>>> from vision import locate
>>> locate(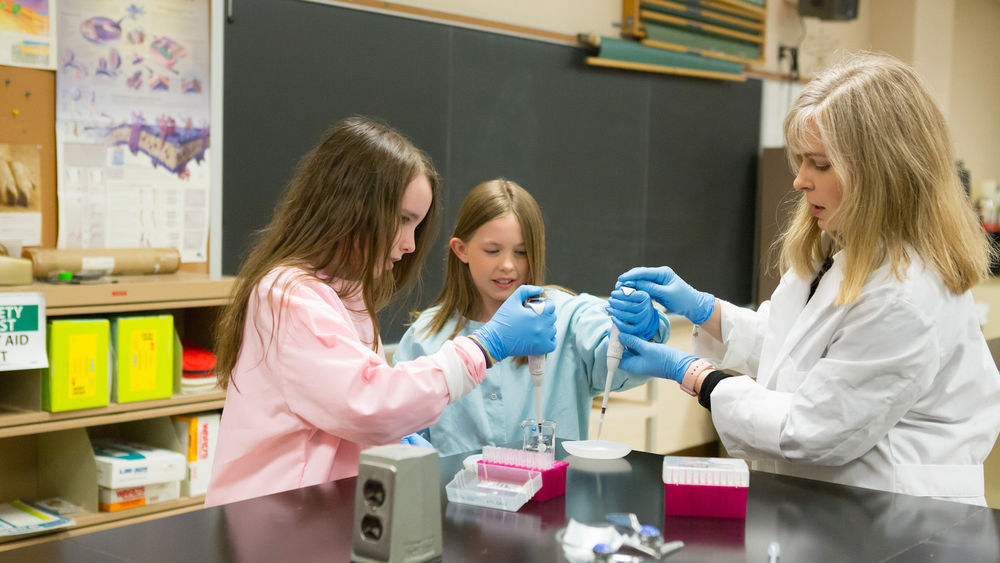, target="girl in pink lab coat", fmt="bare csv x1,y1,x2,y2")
205,117,556,506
